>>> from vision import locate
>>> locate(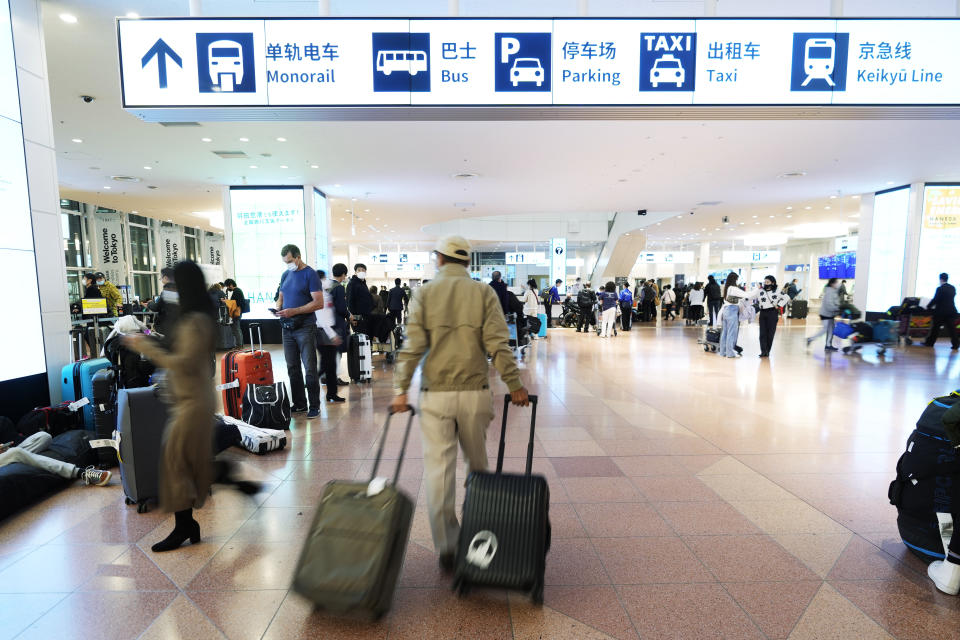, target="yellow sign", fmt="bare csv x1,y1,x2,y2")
923,186,960,230
80,298,108,315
